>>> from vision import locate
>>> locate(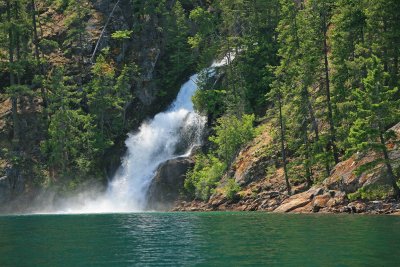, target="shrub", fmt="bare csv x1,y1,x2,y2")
347,184,392,201
185,154,226,201
223,178,241,201
210,114,255,164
